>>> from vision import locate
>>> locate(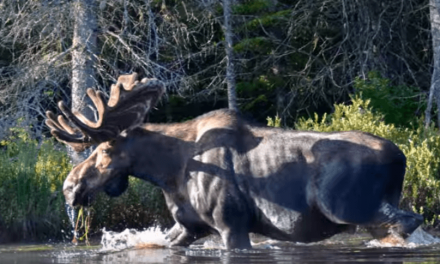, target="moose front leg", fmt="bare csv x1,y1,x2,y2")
167,223,198,247
166,223,183,243
170,228,199,247
166,223,194,246
166,223,211,247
